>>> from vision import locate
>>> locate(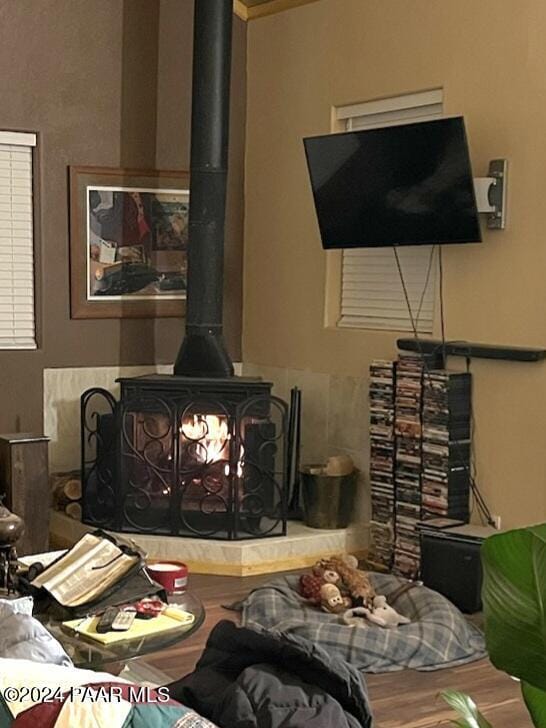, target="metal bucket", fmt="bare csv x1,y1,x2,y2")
300,466,358,529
